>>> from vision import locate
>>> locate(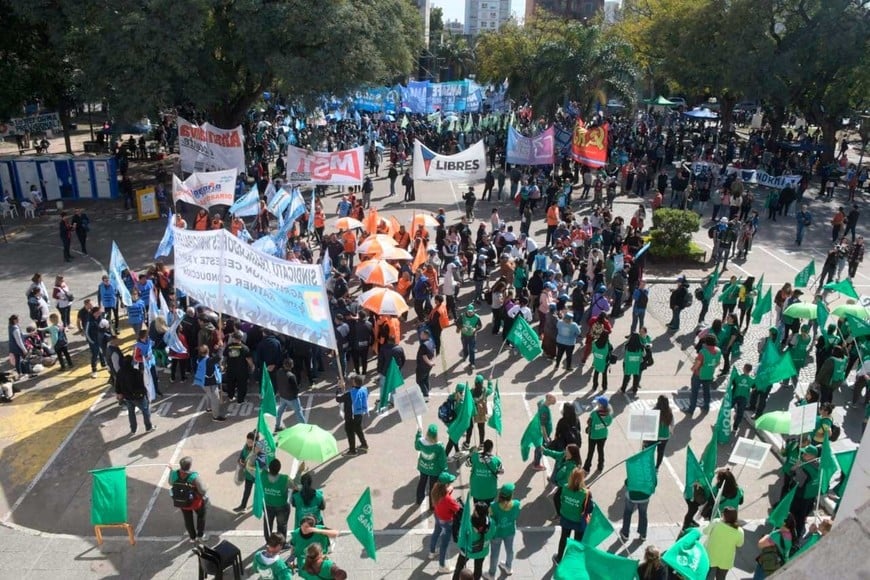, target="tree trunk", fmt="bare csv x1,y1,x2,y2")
58,107,73,154
819,118,838,164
